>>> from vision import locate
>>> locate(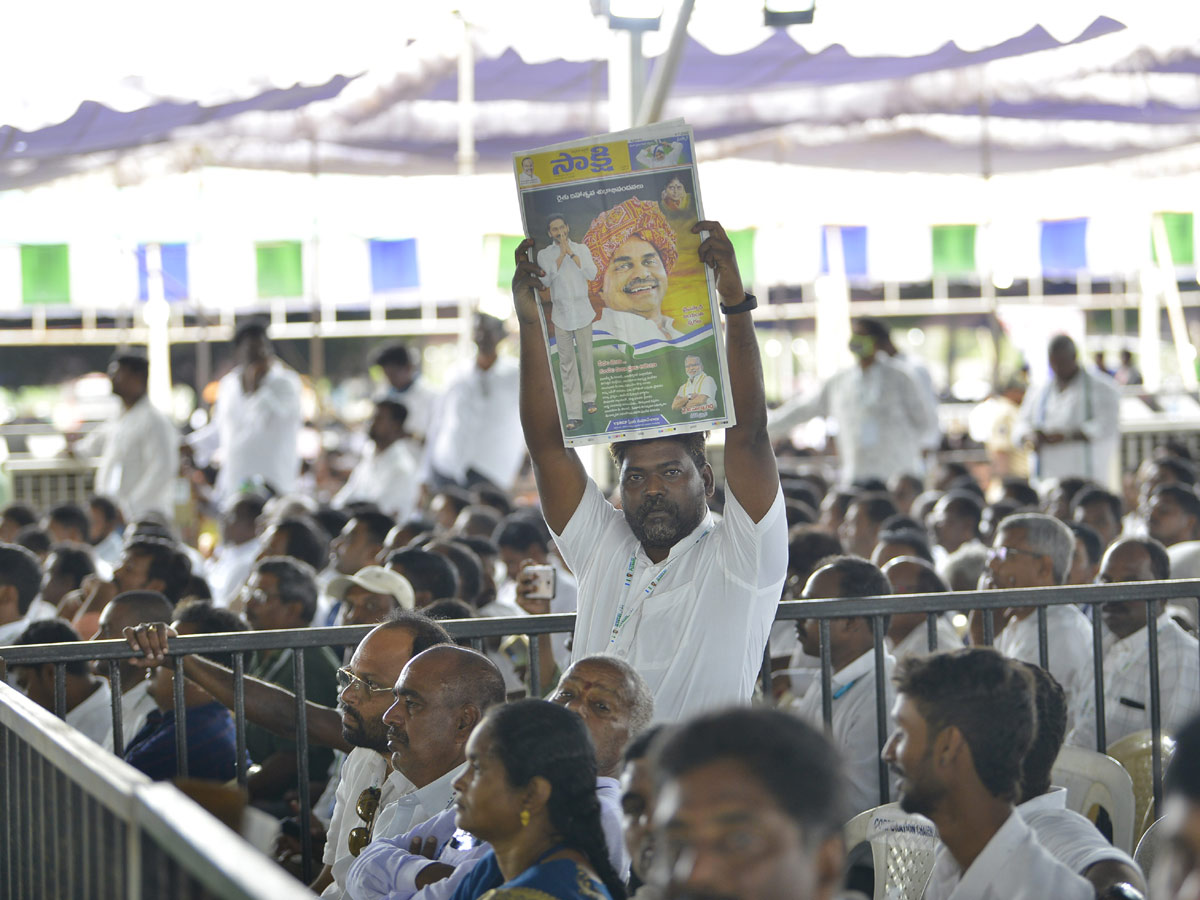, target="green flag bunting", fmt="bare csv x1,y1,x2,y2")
932,224,977,275
21,244,70,305
256,241,304,298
